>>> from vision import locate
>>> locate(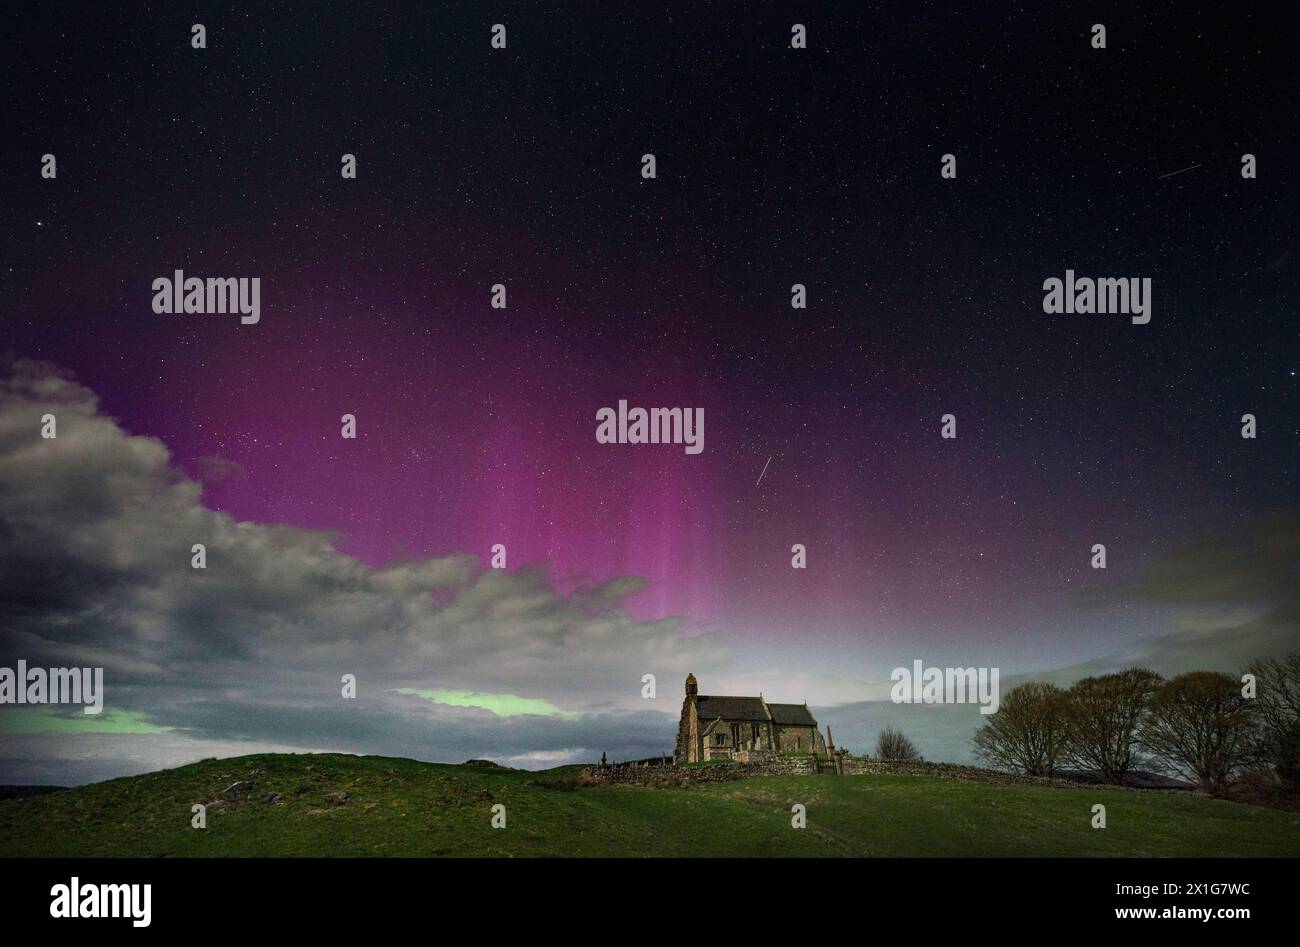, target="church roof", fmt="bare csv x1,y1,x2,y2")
767,703,818,726
694,695,819,727
694,695,769,721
